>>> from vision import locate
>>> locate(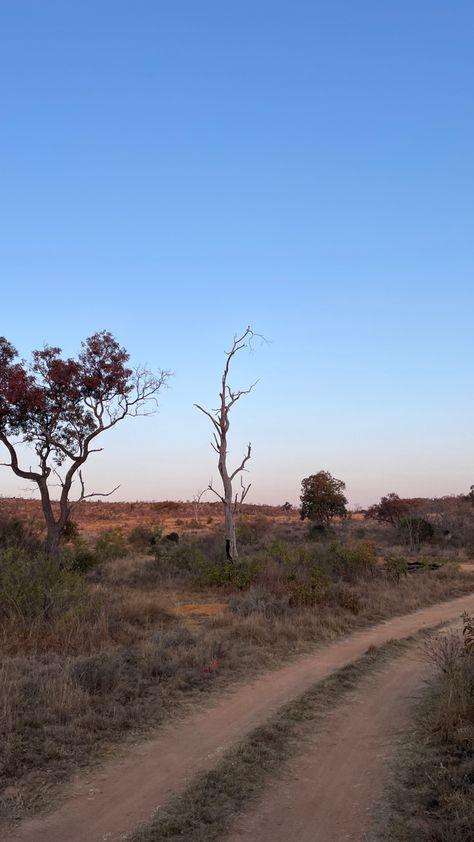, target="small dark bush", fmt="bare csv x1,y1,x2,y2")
164,532,180,543
128,525,163,550
67,543,98,574
307,522,329,539
0,514,41,553
61,519,79,542
70,652,122,695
